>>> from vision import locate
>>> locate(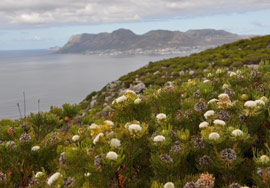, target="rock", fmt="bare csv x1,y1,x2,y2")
90,99,97,108
129,82,146,94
